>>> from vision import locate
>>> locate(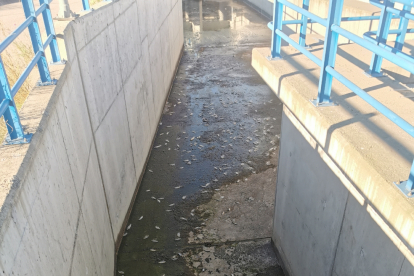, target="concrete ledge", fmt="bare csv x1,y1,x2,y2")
252,38,414,275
